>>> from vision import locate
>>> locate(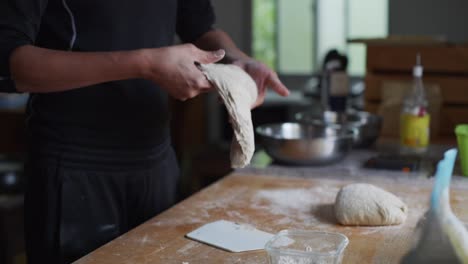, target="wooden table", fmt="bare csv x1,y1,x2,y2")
75,169,468,264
